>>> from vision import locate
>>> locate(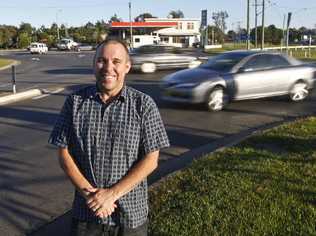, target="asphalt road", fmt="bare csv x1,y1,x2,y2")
1,50,316,235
